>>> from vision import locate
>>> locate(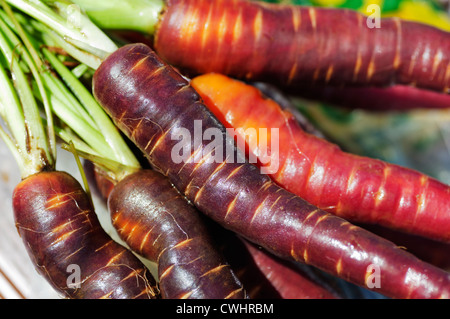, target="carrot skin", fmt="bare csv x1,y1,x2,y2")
154,0,450,93
93,43,450,299
108,169,248,299
191,73,450,243
218,231,342,299
12,170,158,299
